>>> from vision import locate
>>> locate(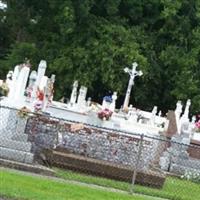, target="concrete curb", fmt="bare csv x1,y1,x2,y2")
0,158,54,176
